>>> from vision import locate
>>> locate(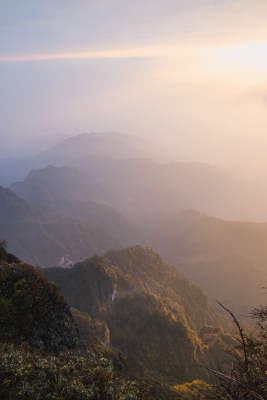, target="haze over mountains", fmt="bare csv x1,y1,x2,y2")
0,186,124,267
0,133,247,220
1,131,267,317
11,157,242,223
2,0,267,397
148,209,267,317
2,131,266,222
